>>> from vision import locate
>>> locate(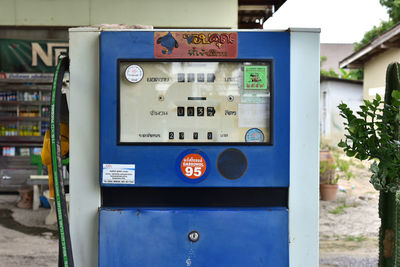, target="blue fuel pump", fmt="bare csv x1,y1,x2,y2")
99,31,289,266
68,28,320,267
